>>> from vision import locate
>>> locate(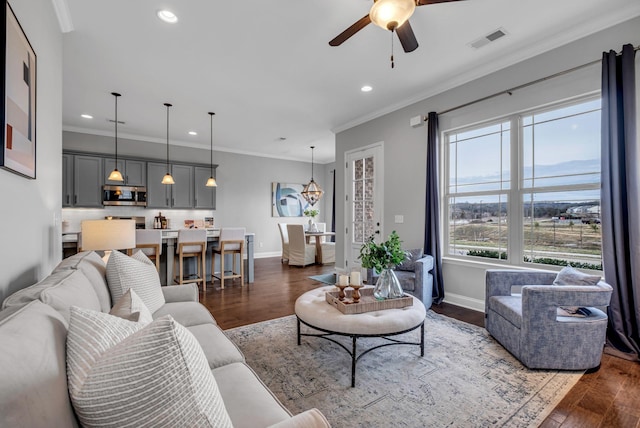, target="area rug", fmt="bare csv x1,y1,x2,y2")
308,273,336,285
225,312,583,428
